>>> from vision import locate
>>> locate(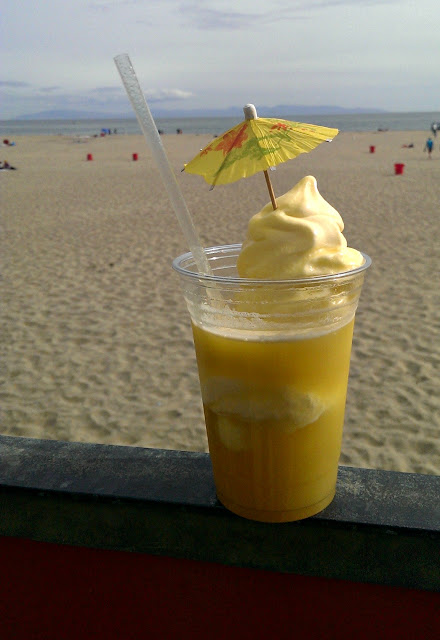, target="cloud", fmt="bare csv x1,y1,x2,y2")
181,6,267,30
90,86,123,94
88,0,142,10
145,88,194,102
302,0,398,7
180,3,291,30
180,0,400,30
89,85,193,102
0,80,194,119
0,80,31,88
39,86,62,93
